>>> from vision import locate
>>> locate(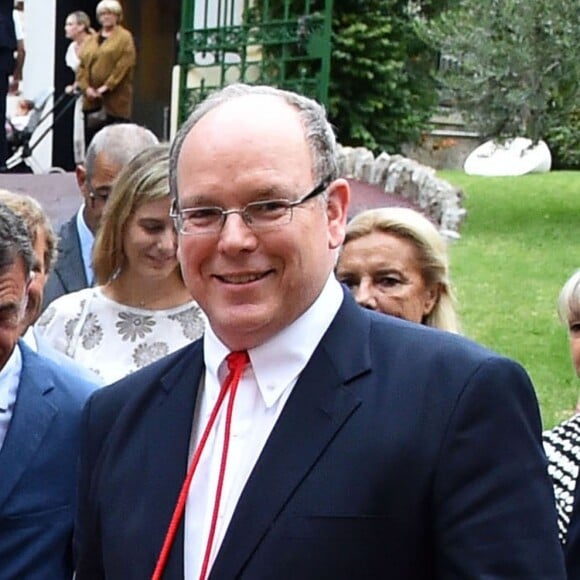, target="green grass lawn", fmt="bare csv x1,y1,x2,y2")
438,170,580,429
